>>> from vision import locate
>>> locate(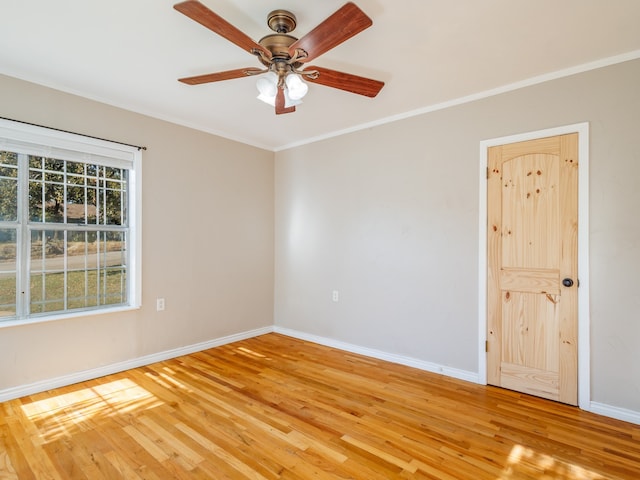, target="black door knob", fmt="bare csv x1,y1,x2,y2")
562,278,574,287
